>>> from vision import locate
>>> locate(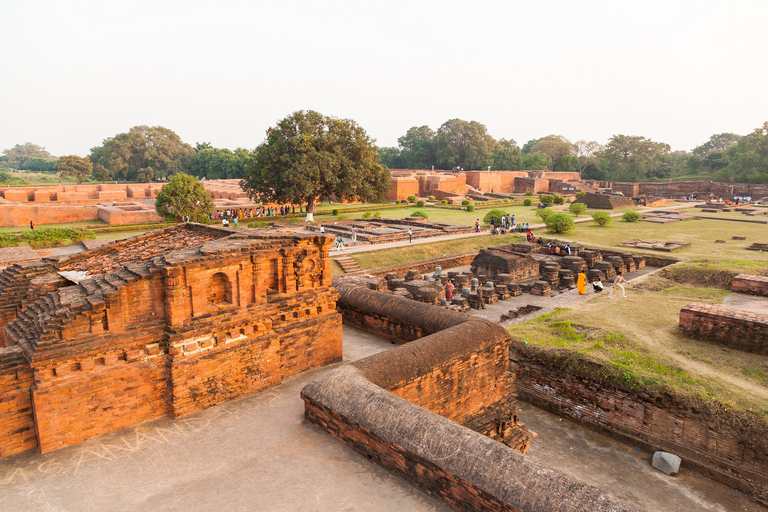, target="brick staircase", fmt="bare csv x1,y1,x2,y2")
333,256,361,273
